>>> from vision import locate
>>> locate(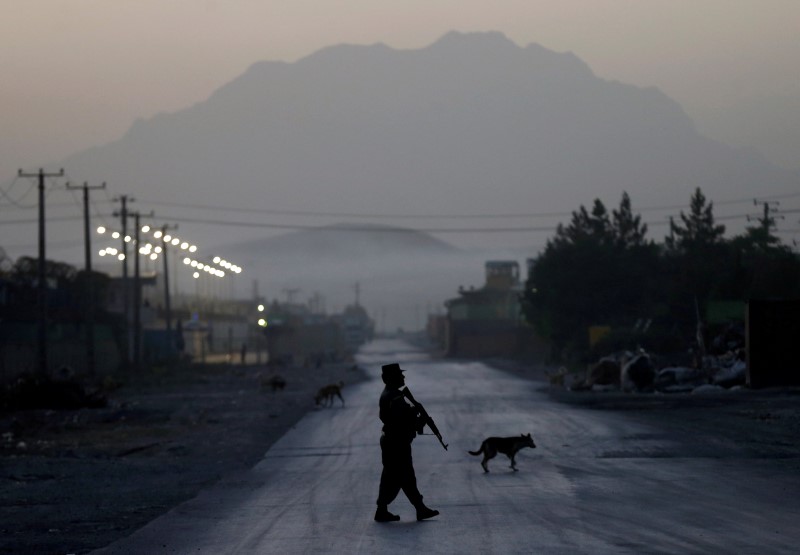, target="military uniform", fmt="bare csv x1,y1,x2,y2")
374,363,439,522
